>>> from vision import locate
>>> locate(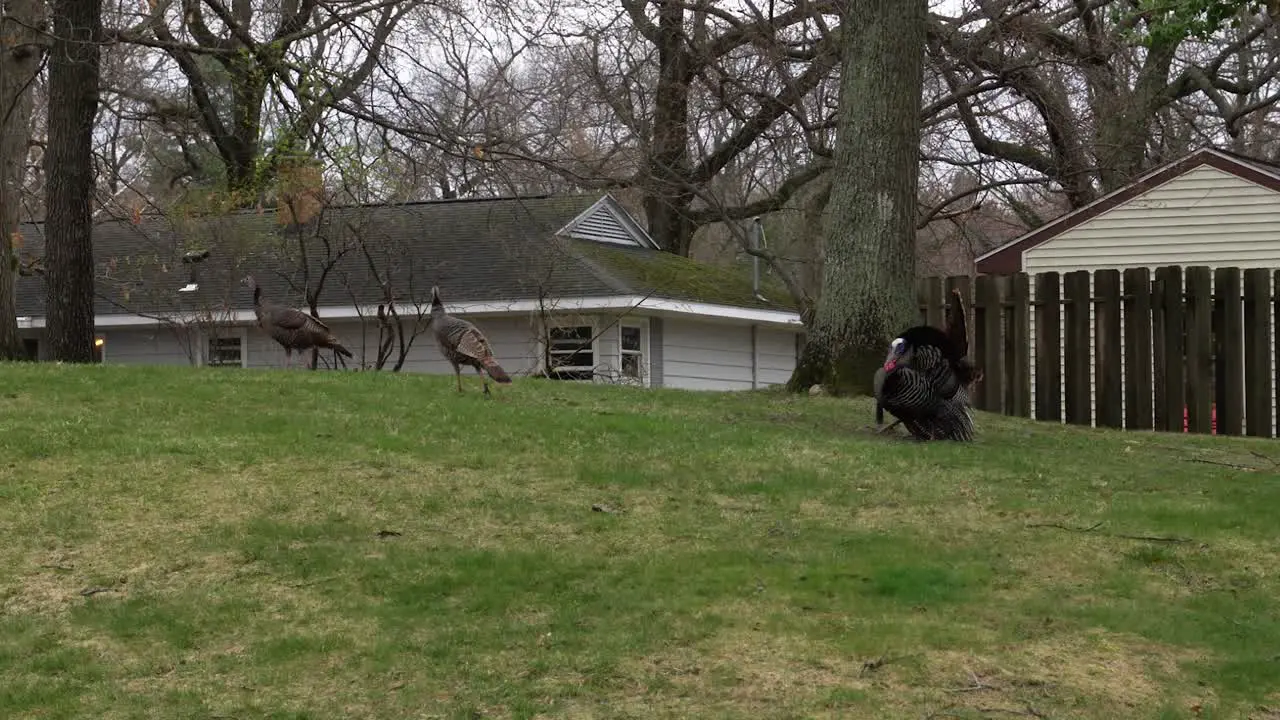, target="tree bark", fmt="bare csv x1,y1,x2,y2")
0,0,45,360
643,0,695,256
787,0,926,395
44,0,101,363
